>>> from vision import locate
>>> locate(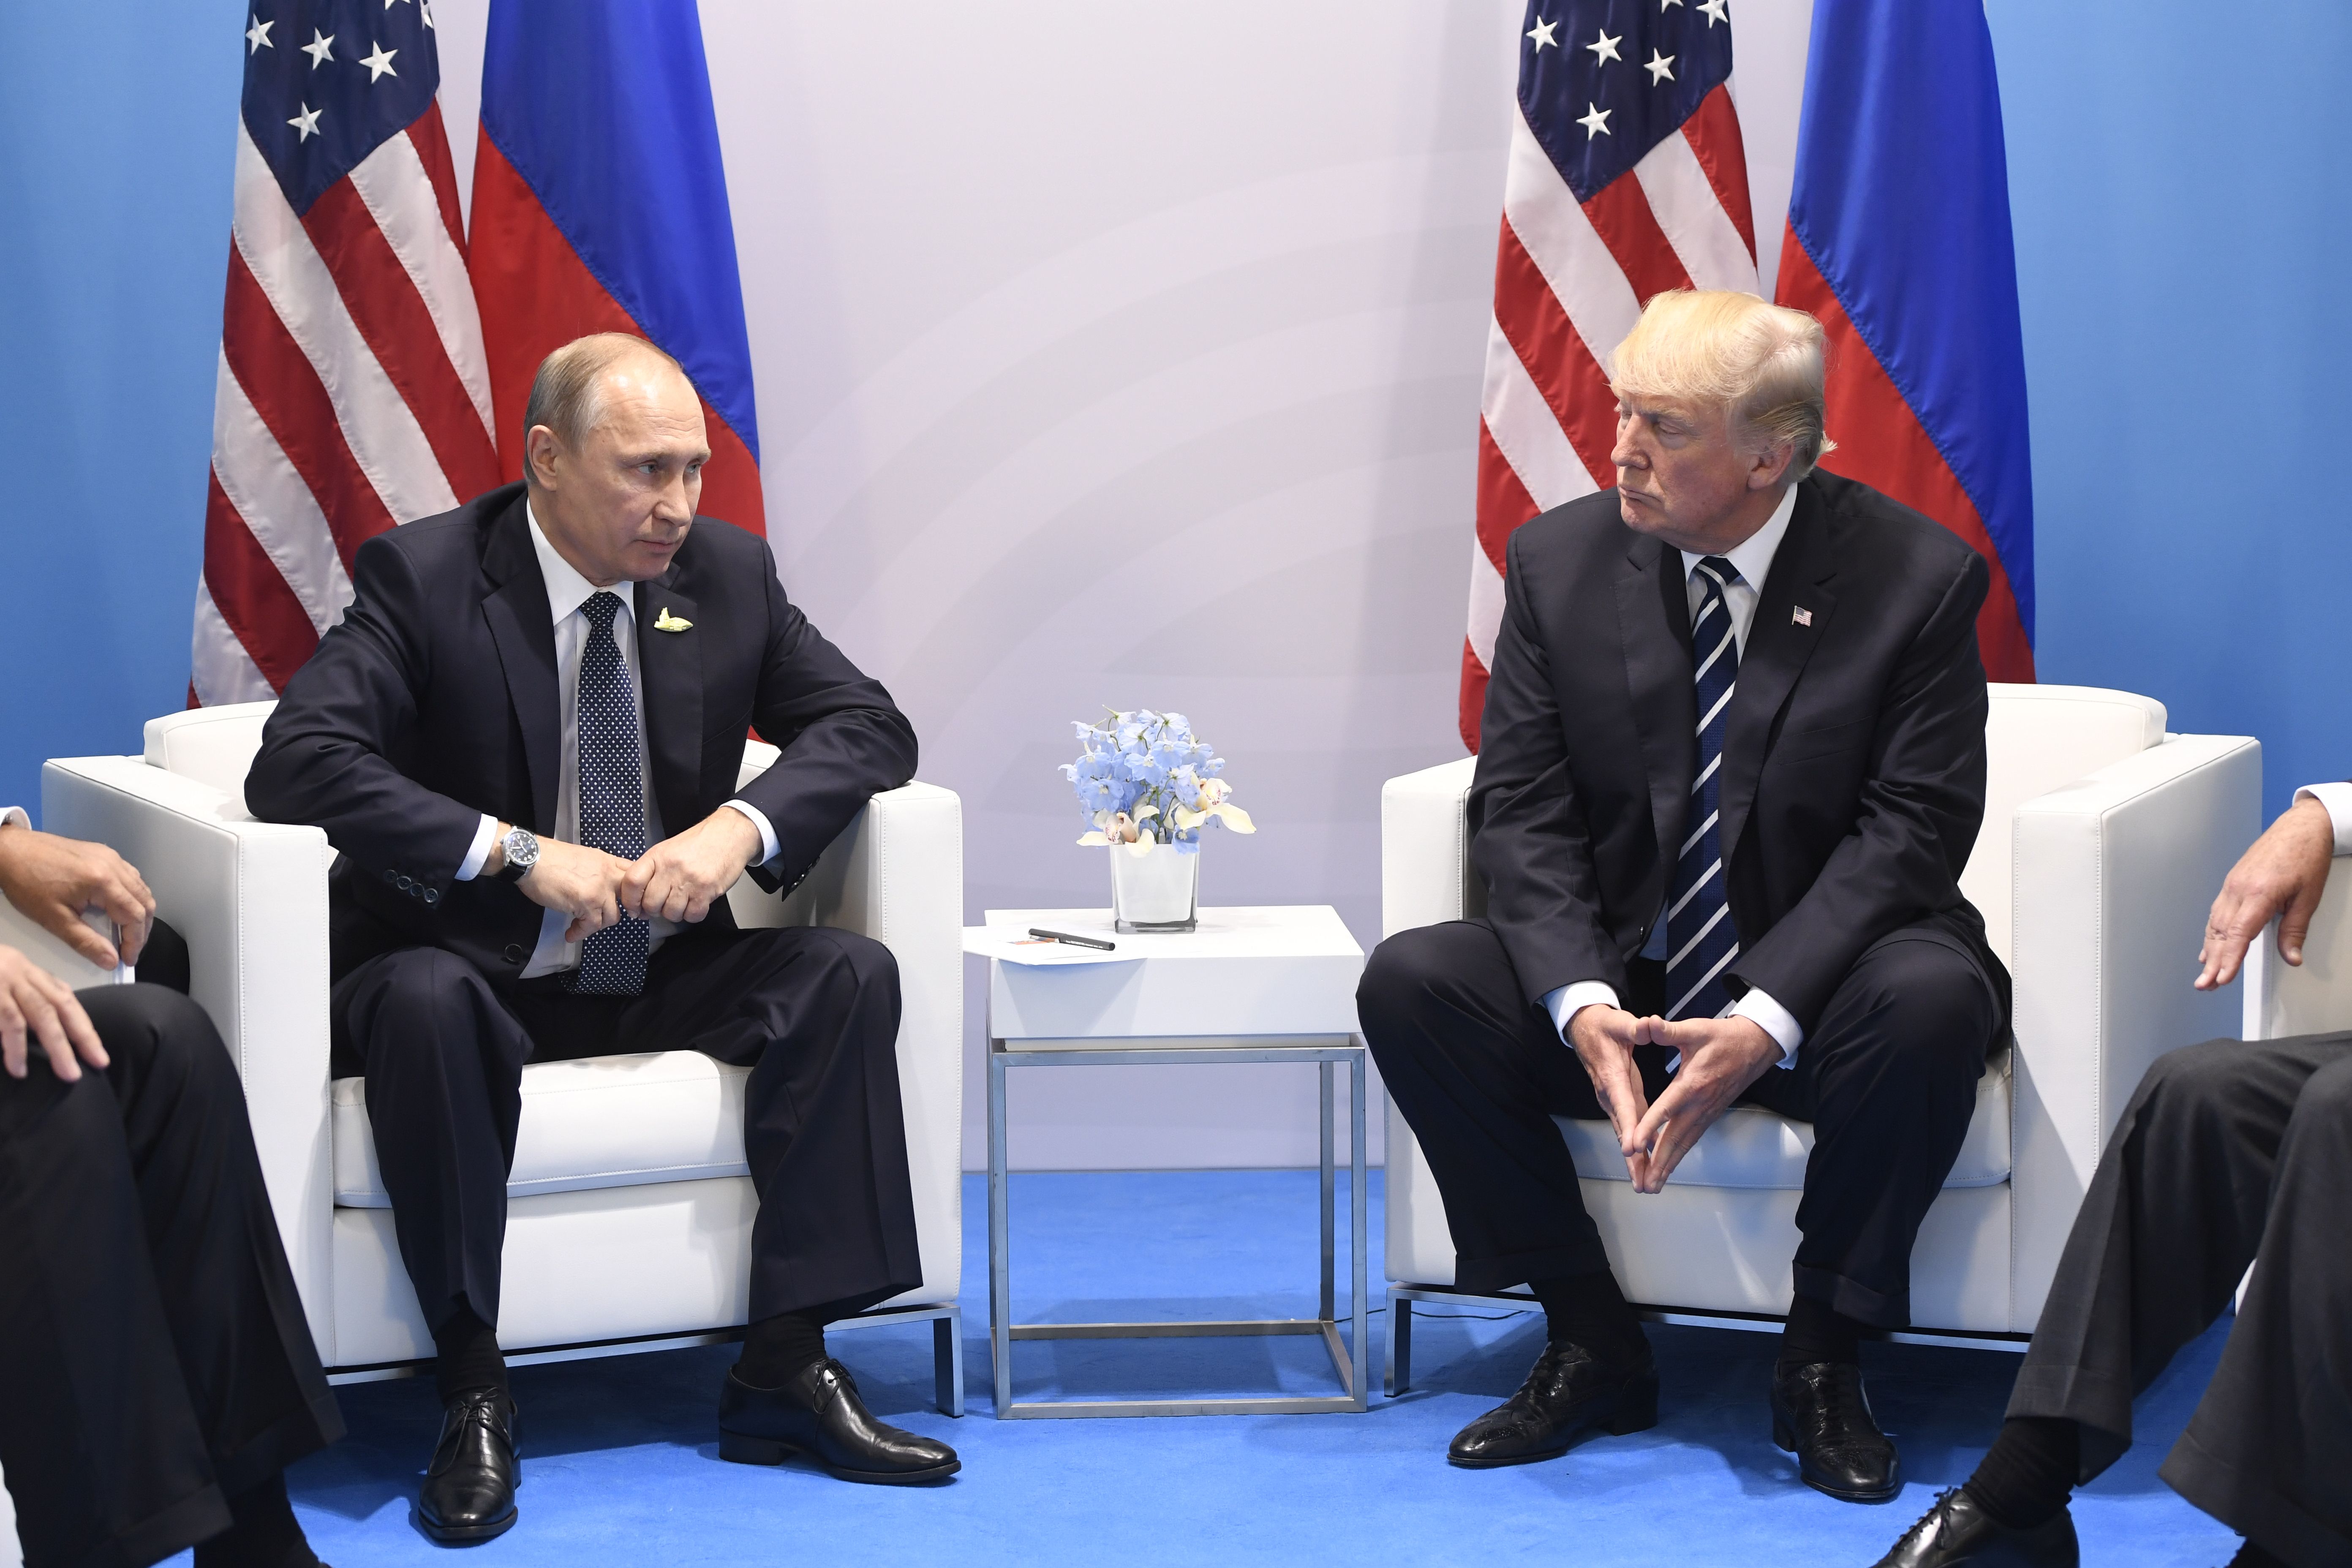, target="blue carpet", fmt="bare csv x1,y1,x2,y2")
233,1172,2239,1566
